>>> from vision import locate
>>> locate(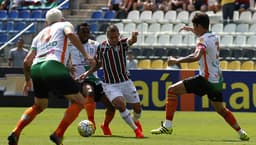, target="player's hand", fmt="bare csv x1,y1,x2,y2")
76,71,89,81
179,26,193,32
23,80,32,96
167,56,178,66
132,32,139,37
